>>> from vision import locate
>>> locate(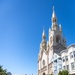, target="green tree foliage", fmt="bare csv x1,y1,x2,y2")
0,65,7,75
58,70,69,75
58,71,62,75
47,74,53,75
50,74,53,75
